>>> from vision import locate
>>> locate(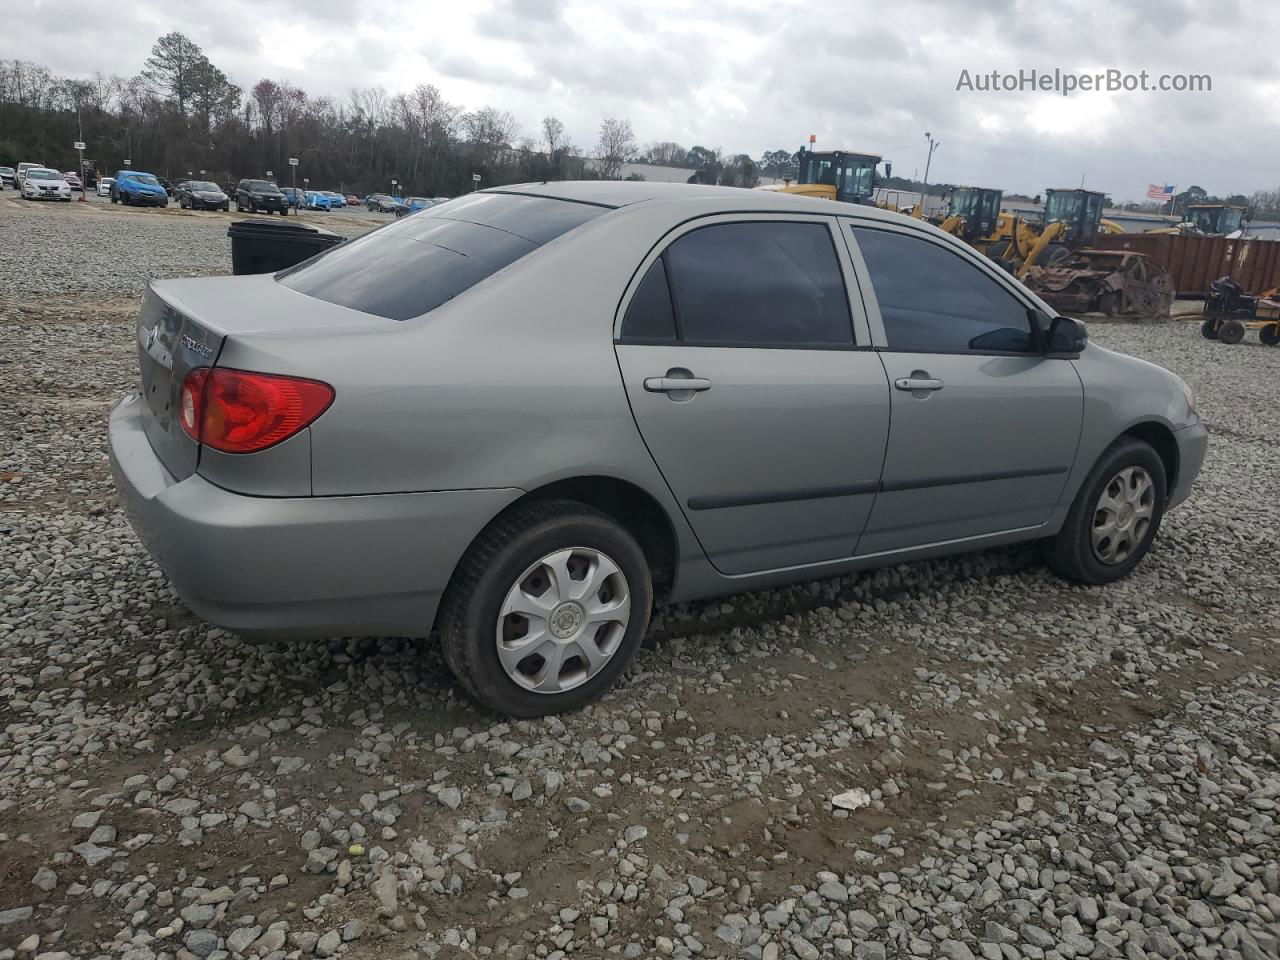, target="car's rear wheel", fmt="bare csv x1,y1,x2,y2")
1042,437,1167,584
439,500,653,717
